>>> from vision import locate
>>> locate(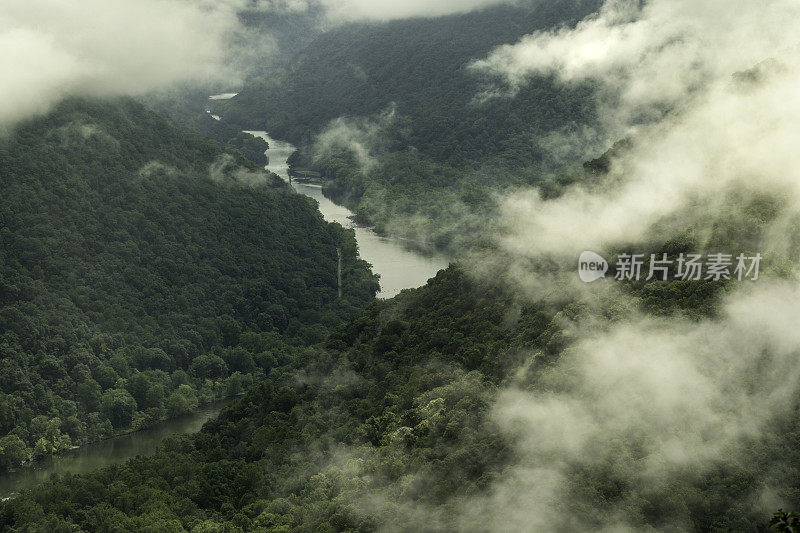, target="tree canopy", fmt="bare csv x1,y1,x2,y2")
0,97,378,468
